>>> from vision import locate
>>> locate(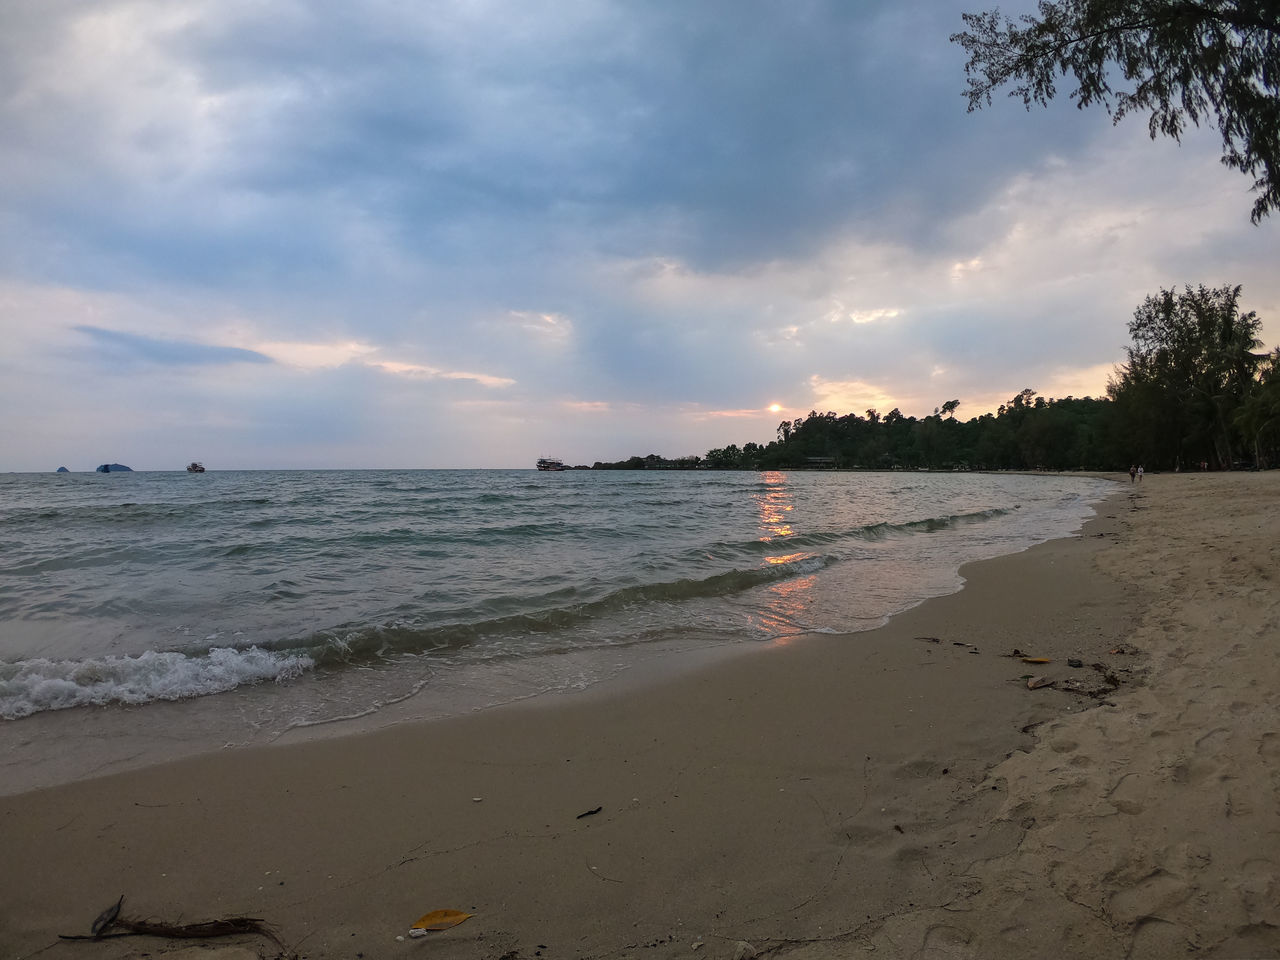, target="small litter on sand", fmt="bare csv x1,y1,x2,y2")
410,909,473,935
